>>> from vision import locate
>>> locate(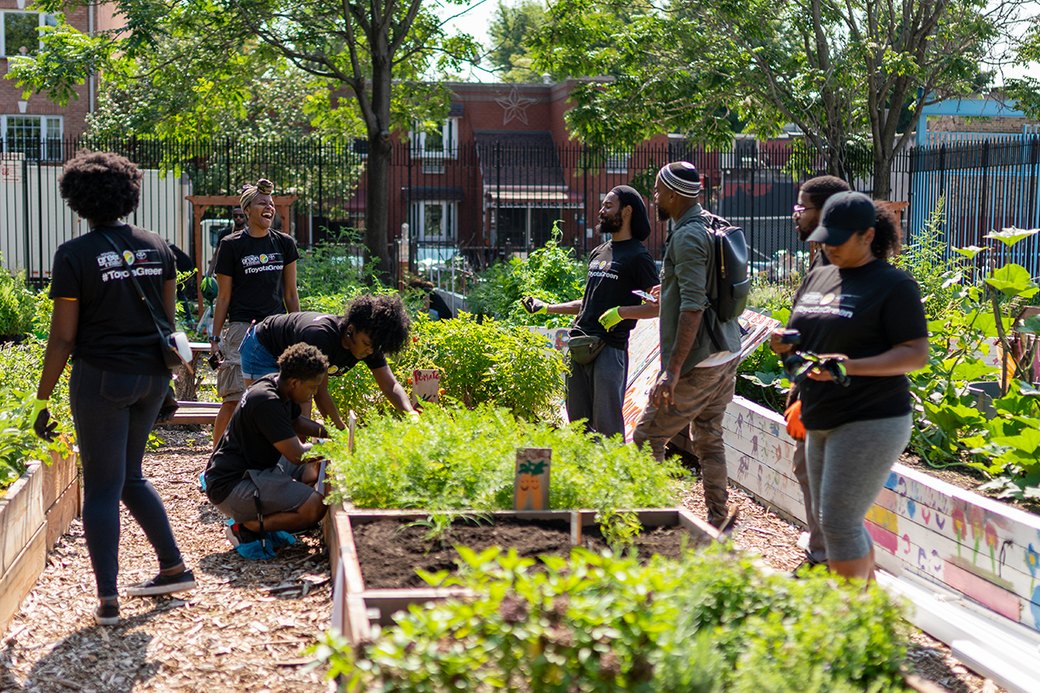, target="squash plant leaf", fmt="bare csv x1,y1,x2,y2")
985,263,1039,299
983,227,1040,248
953,245,988,260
